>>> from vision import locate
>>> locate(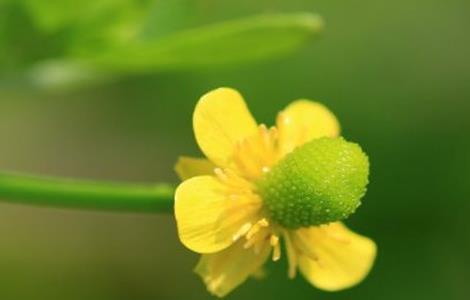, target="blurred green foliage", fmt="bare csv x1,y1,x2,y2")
0,0,469,300
1,0,322,89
